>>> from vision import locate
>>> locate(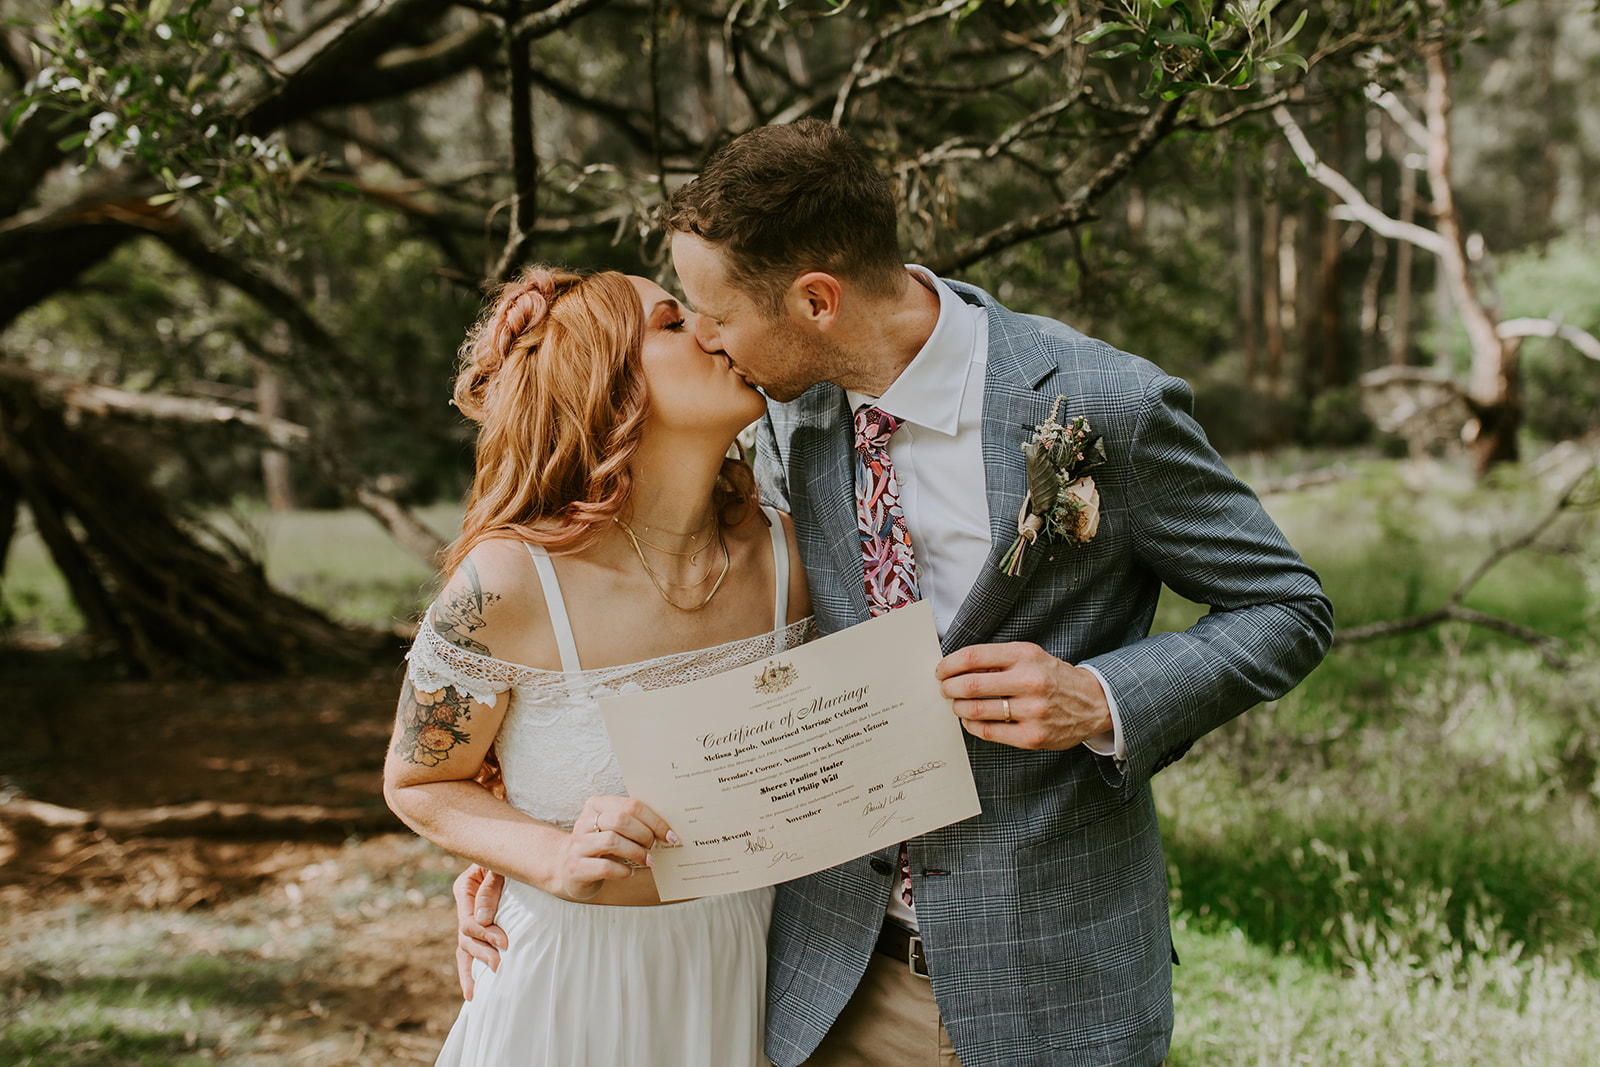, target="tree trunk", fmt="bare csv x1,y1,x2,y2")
0,373,390,676
256,334,293,513
0,465,18,581
1390,157,1418,366
1234,155,1260,388
1318,114,1348,388
1360,108,1389,369
1262,140,1286,395
1424,41,1517,472
1262,197,1285,394
1319,203,1344,388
